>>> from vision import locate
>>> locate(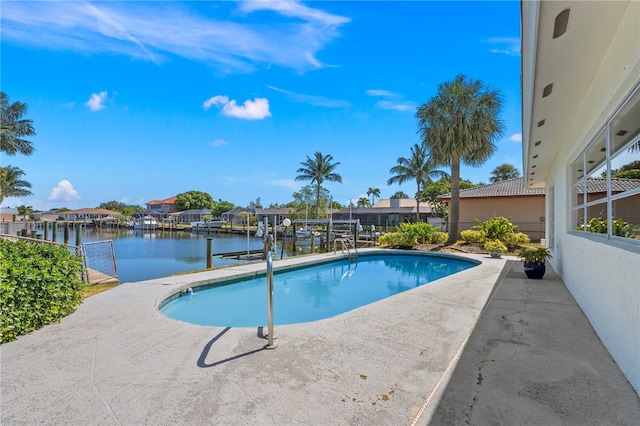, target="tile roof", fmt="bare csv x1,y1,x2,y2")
581,178,640,193
147,197,177,205
64,208,121,215
438,178,545,200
